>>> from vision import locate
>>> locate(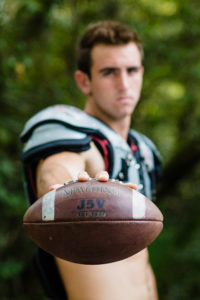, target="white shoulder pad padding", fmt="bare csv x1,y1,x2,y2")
23,123,88,153
21,105,98,142
130,130,162,172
